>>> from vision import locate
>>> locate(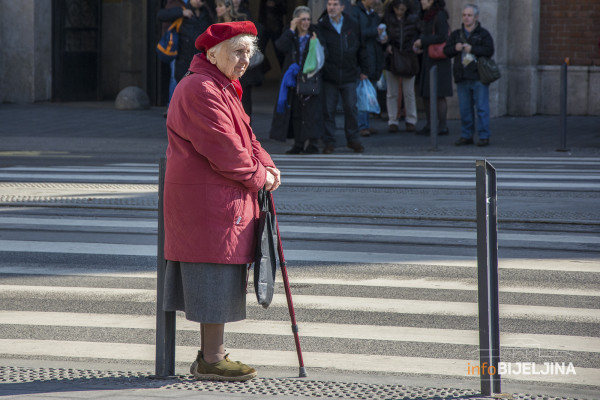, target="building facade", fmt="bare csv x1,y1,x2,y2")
1,0,599,116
